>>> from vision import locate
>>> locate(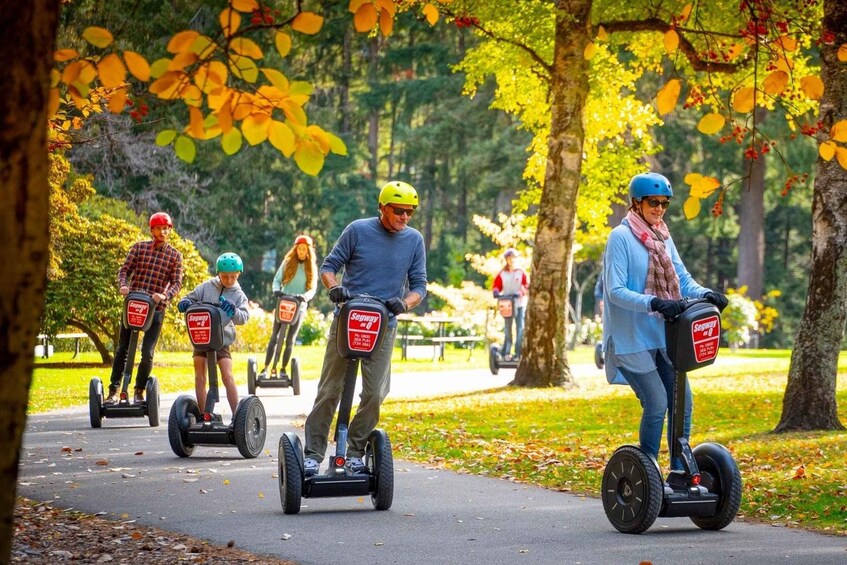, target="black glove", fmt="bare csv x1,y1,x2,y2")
273,290,283,299
651,297,686,318
219,296,236,317
328,285,351,304
704,291,729,312
386,297,408,316
492,290,501,298
177,298,192,313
